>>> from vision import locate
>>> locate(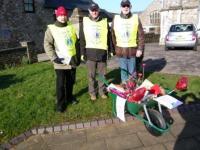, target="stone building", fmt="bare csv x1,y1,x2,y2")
0,0,113,51
139,0,162,34
139,0,200,44
160,0,200,44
